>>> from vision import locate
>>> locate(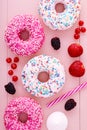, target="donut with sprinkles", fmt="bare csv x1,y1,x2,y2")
4,97,43,130
22,55,65,98
5,15,45,56
38,0,81,30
